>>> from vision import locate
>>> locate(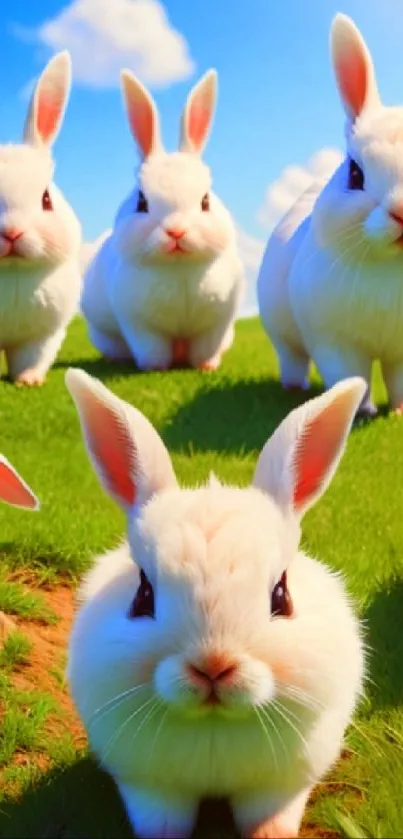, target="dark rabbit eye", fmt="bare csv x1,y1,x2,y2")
201,193,210,211
136,190,149,213
129,569,155,619
348,159,364,191
271,571,293,618
42,189,53,211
